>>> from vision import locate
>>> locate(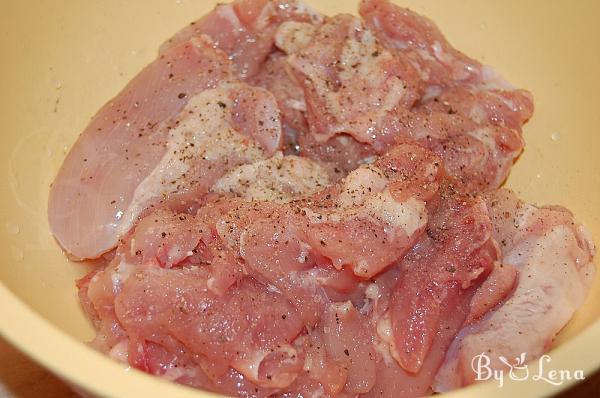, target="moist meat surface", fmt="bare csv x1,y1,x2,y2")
50,0,594,397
